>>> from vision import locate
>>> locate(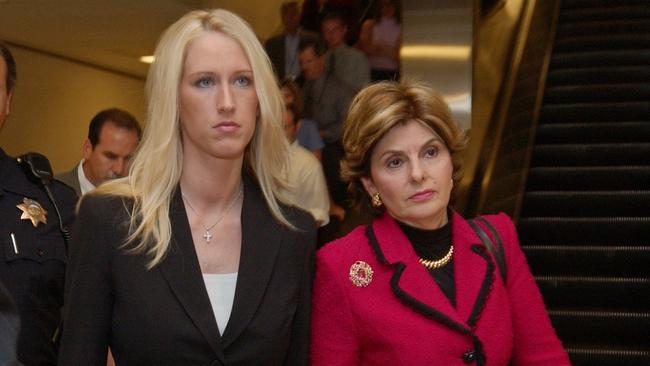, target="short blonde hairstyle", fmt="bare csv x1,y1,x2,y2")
341,80,466,215
97,9,290,268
